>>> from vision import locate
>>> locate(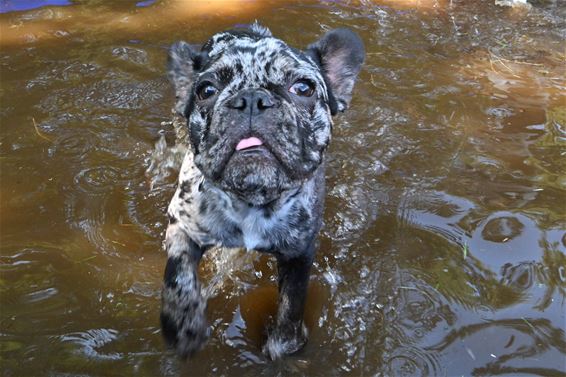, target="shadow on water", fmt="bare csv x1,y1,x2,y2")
1,0,565,376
